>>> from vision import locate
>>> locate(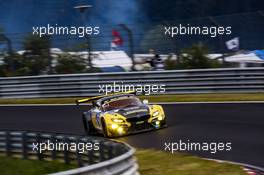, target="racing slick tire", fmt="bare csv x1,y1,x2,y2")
82,112,96,135
101,118,110,138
